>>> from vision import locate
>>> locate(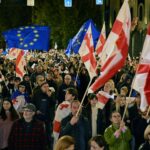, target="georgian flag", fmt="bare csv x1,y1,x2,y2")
79,23,97,79
96,91,114,109
95,22,106,58
7,48,21,60
132,25,150,111
16,49,26,78
53,101,71,141
89,0,131,92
